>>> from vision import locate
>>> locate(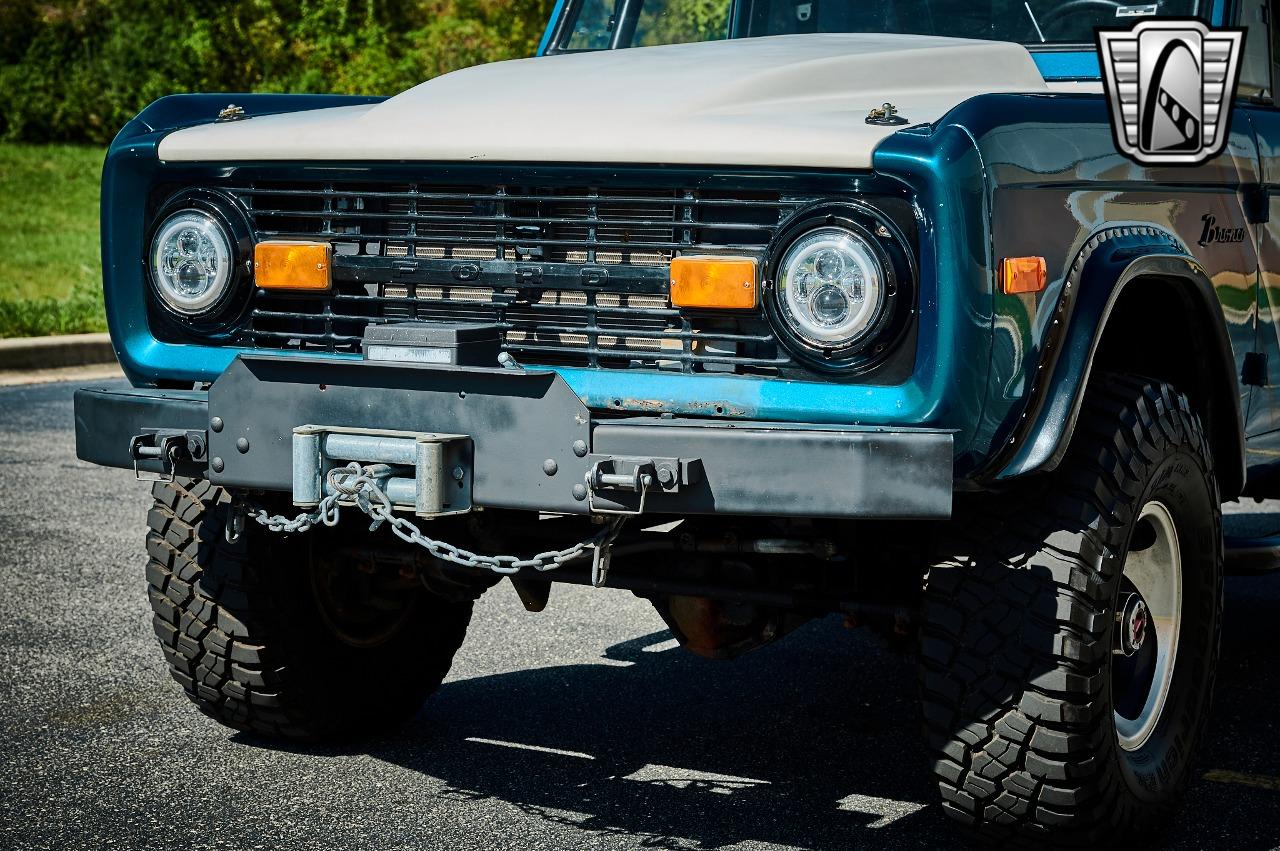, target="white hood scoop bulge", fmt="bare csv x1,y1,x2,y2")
158,33,1047,169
